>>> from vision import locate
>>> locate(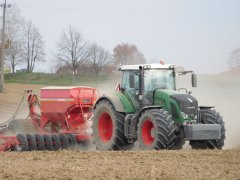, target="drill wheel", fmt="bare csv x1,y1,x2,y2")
51,134,61,151
15,134,28,151
59,134,69,149
67,134,77,145
26,134,37,151
34,134,45,151
43,134,53,151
